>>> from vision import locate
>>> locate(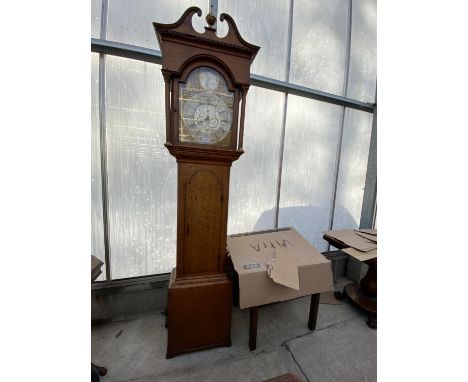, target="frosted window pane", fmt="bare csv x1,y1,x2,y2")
279,96,341,251
332,109,373,230
105,56,176,279
107,0,207,50
289,0,348,95
347,0,376,102
91,0,101,38
217,0,290,81
91,53,106,280
228,87,285,234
